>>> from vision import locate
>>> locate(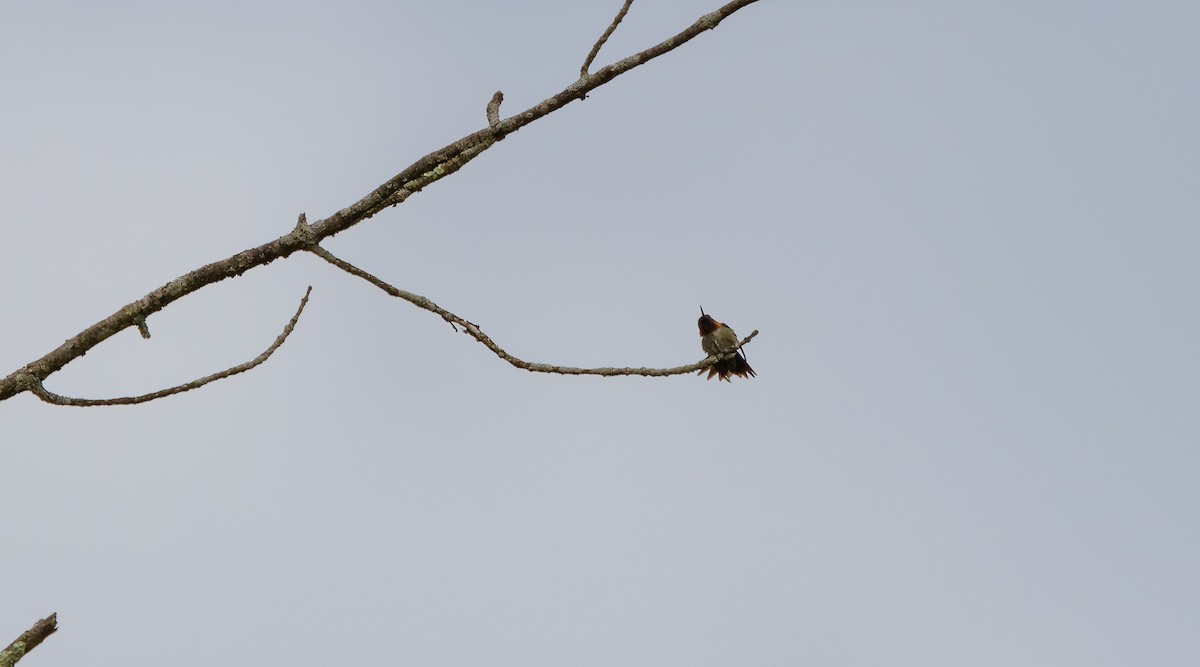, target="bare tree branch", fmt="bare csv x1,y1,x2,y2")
29,287,312,407
1,614,57,667
309,246,758,377
0,0,762,403
582,0,636,78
